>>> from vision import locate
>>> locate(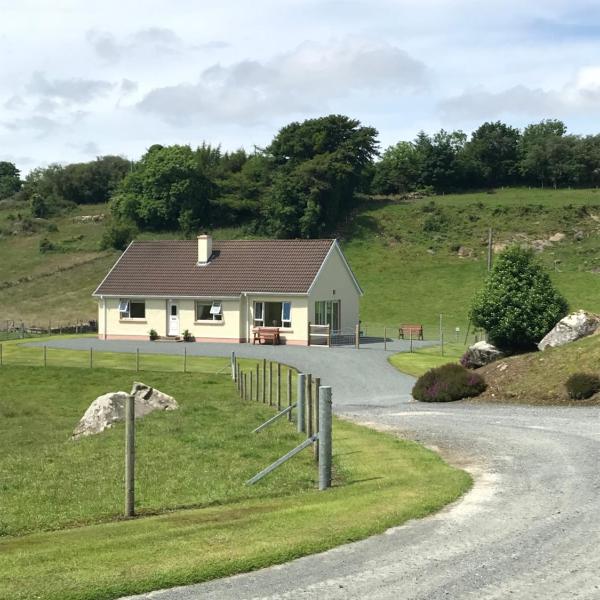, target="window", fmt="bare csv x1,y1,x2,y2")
119,299,145,319
253,301,292,328
195,300,222,321
314,300,340,331
282,302,292,328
